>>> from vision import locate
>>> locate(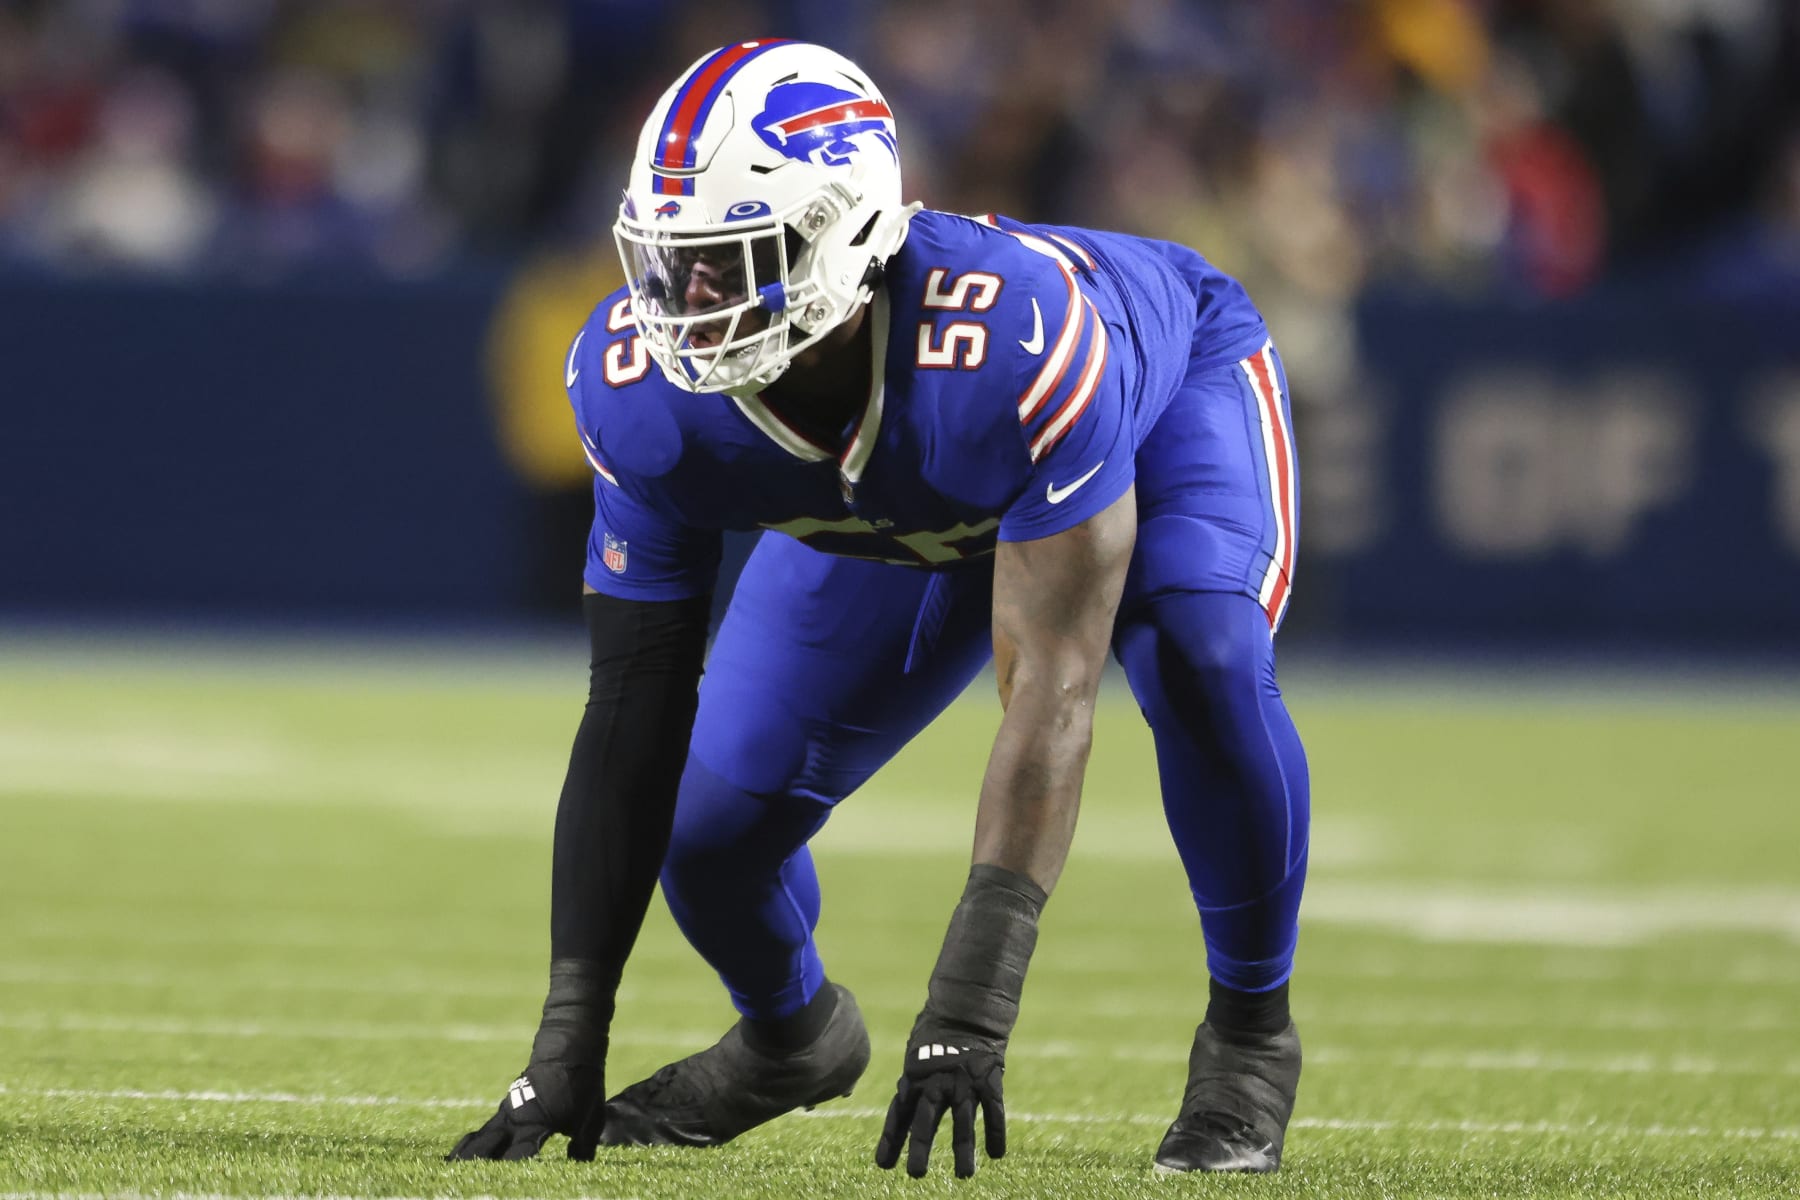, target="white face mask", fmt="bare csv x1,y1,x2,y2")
614,211,808,394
